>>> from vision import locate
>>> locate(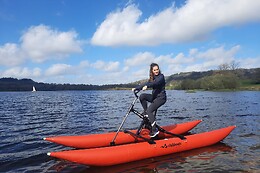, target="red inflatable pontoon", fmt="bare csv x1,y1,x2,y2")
44,119,202,148
48,126,236,166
